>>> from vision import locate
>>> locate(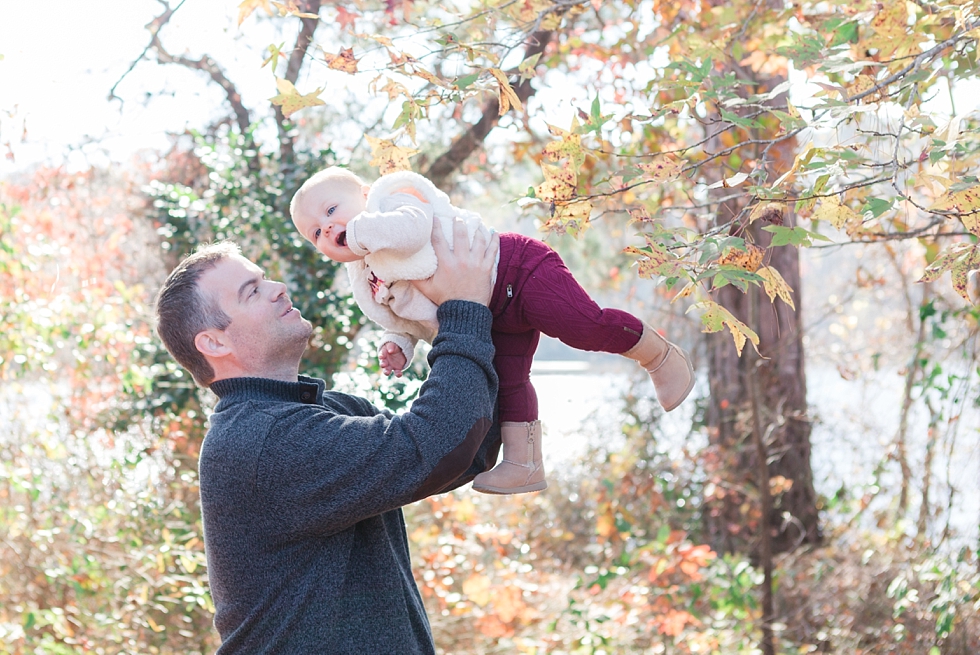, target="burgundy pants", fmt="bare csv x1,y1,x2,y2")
489,232,644,423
